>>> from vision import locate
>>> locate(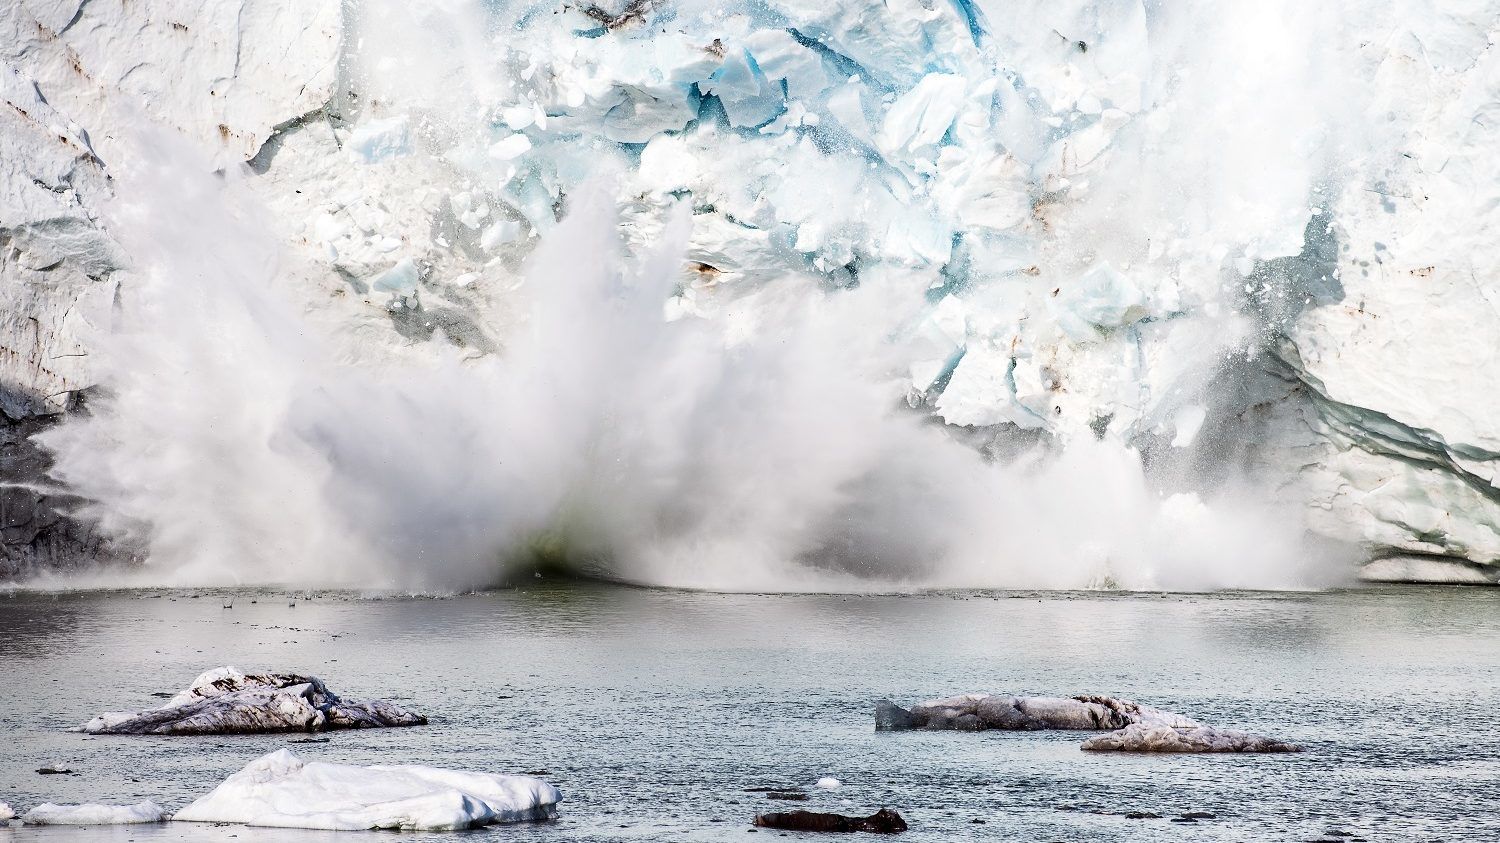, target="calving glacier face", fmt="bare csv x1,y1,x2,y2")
338,0,1345,445
4,0,1498,586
